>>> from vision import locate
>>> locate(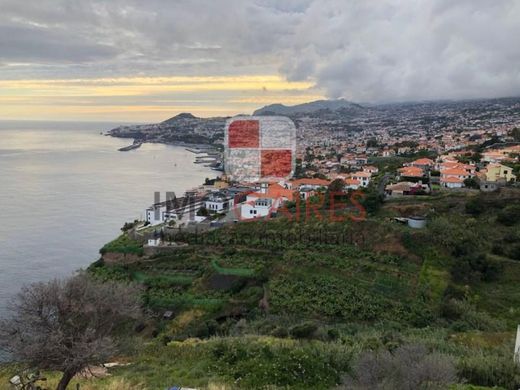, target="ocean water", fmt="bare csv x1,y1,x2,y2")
0,121,215,317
